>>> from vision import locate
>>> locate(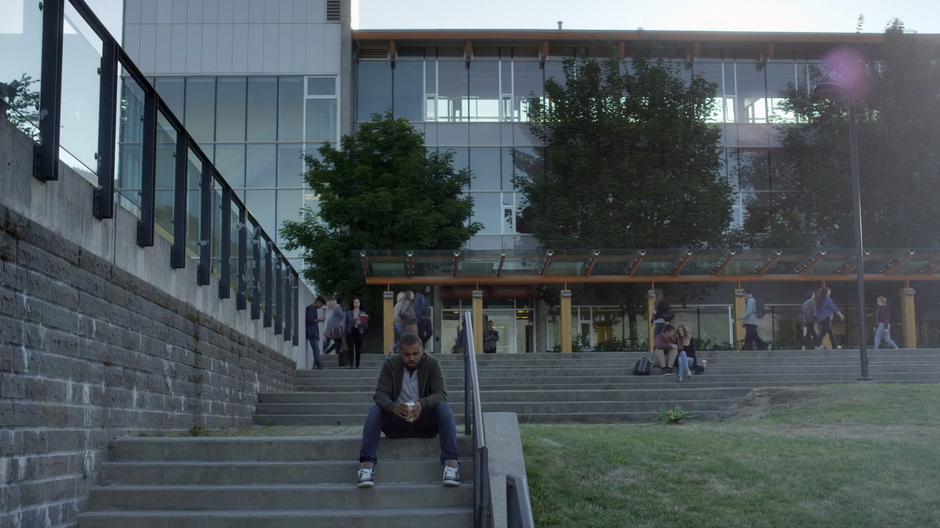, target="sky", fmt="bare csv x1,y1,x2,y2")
354,0,940,33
